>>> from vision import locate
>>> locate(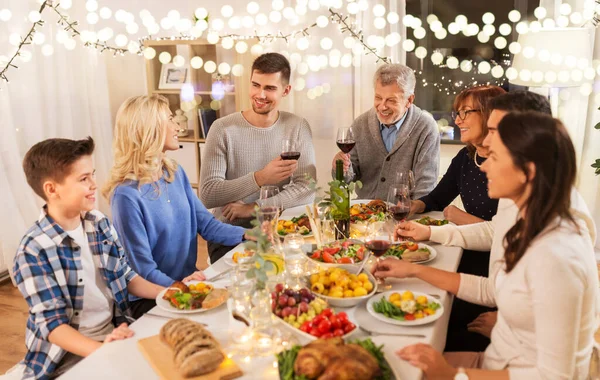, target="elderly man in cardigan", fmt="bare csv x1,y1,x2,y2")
332,64,439,200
